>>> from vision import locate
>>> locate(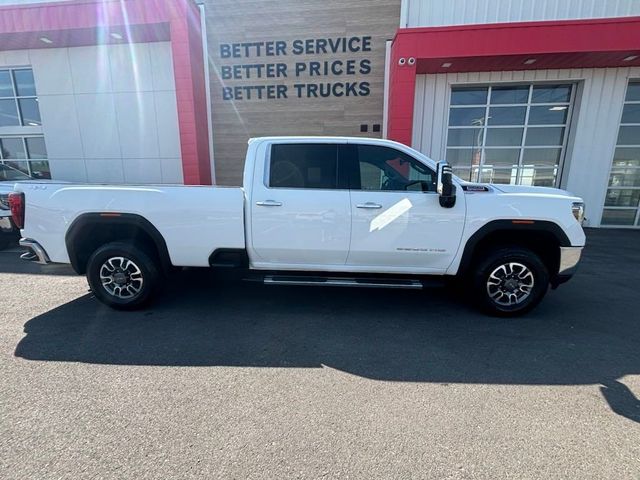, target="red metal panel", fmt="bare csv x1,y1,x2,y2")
387,16,640,146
